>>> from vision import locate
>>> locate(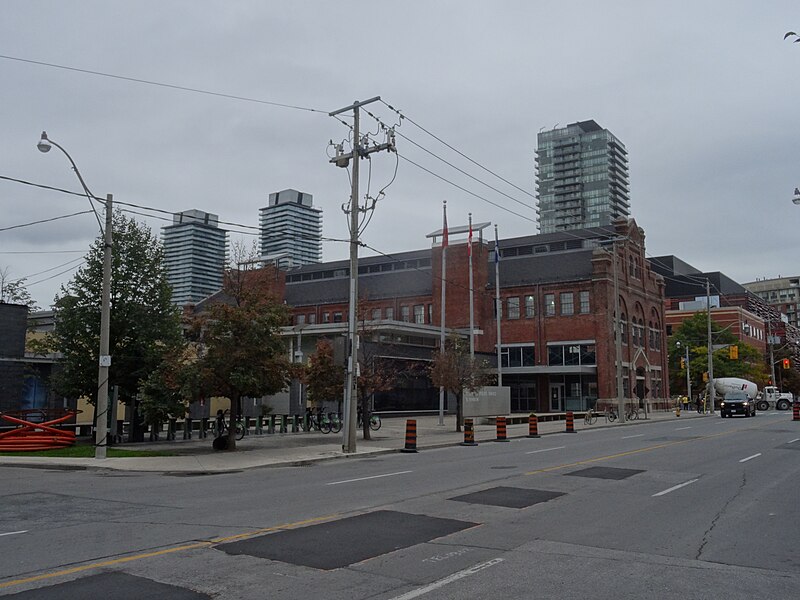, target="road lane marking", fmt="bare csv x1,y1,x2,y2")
739,453,761,463
0,530,27,537
621,434,644,439
327,470,412,486
789,438,800,444
0,514,338,590
389,558,504,599
652,479,699,497
675,426,692,430
525,446,565,455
